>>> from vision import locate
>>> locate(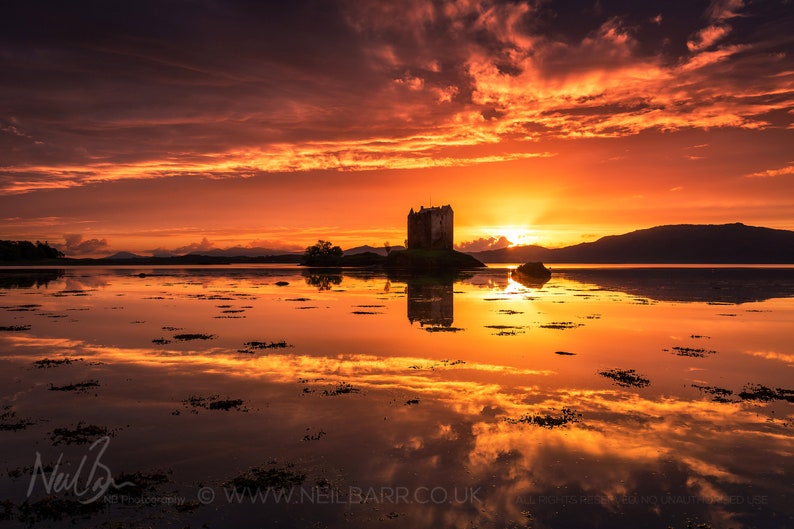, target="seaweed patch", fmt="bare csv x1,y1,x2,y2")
182,395,249,412
48,380,100,392
598,368,650,388
50,422,116,445
505,407,582,428
173,333,216,341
